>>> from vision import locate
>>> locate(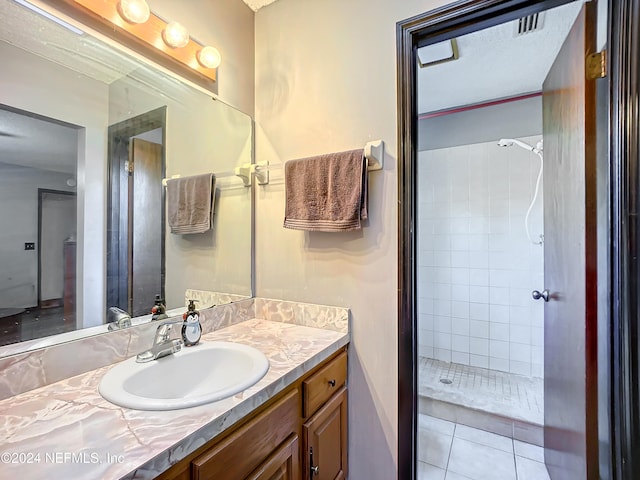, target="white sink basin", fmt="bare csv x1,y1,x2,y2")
98,342,270,410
